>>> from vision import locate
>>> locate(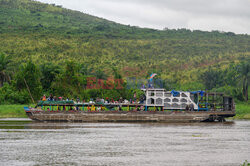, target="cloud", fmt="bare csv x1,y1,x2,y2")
37,0,250,34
